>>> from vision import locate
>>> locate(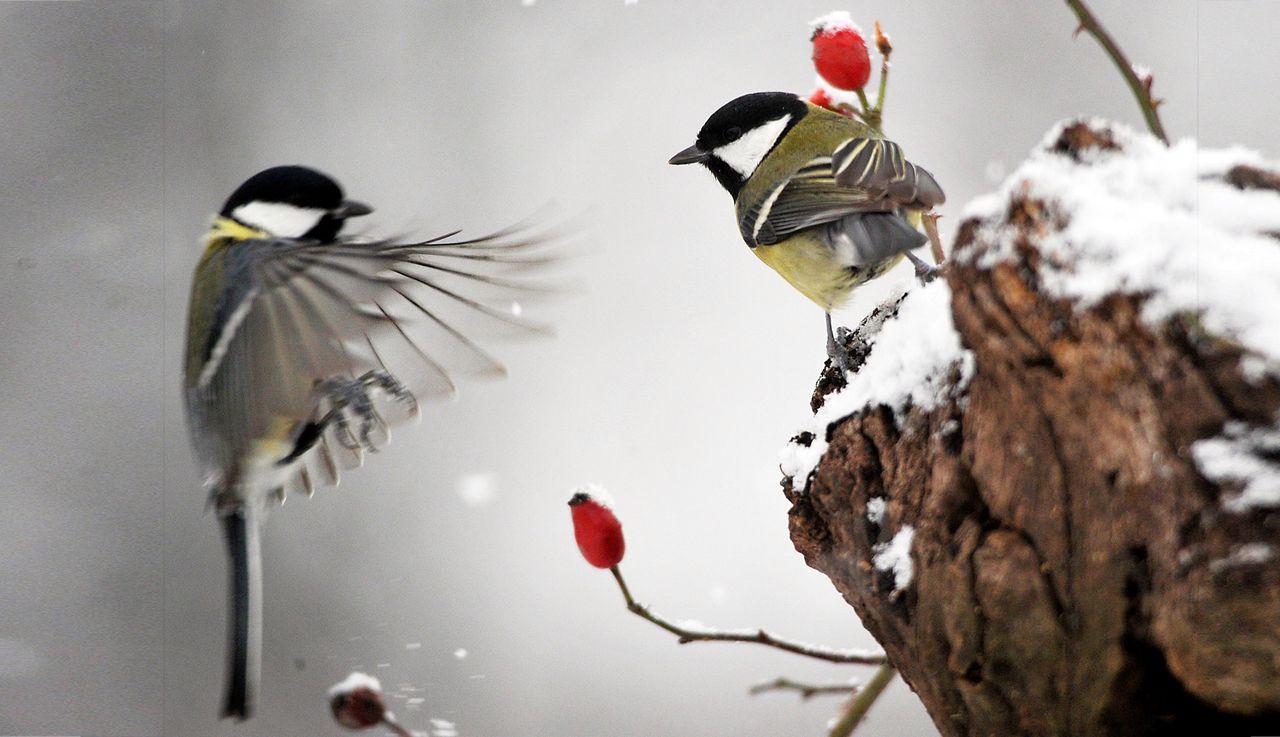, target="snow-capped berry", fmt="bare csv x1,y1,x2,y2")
568,491,625,569
810,11,871,91
809,86,834,110
329,672,386,730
